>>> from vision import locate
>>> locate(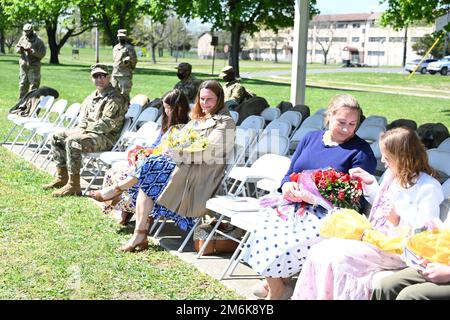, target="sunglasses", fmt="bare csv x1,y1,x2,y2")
92,73,107,79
